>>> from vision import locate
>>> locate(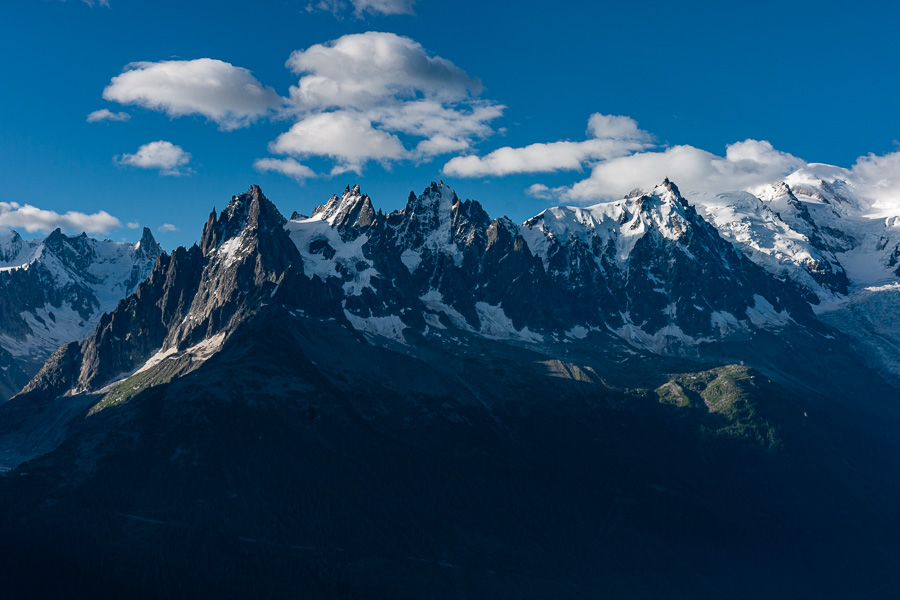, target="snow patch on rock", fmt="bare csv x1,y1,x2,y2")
344,311,407,343
475,302,543,343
